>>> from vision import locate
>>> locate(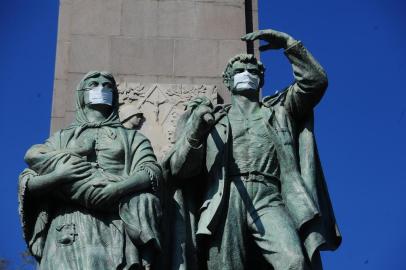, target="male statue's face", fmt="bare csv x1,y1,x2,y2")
83,76,114,107
230,61,261,95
